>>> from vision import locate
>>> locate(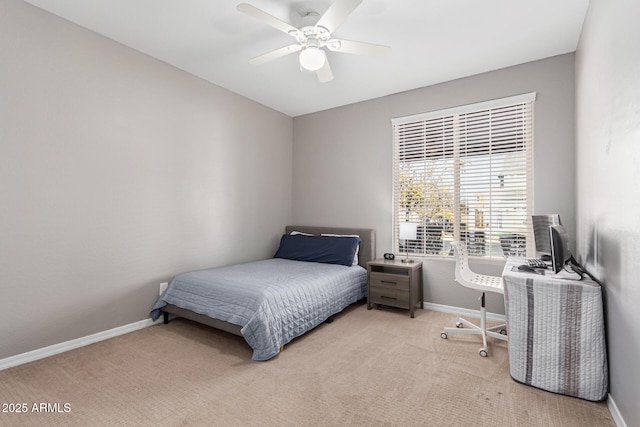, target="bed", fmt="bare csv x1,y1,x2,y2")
150,225,376,360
